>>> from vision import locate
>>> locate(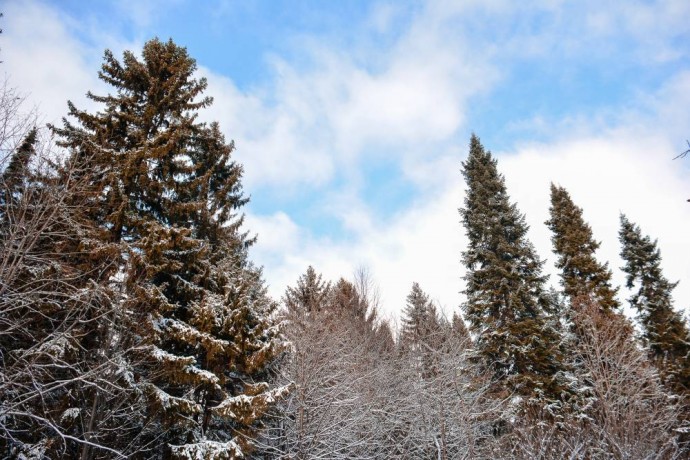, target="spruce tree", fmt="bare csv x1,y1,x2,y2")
284,265,331,316
400,282,434,350
399,282,443,377
460,134,570,403
619,214,690,394
1,127,36,187
0,128,35,224
0,127,137,458
451,312,470,342
329,278,371,328
545,184,619,312
53,38,288,458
